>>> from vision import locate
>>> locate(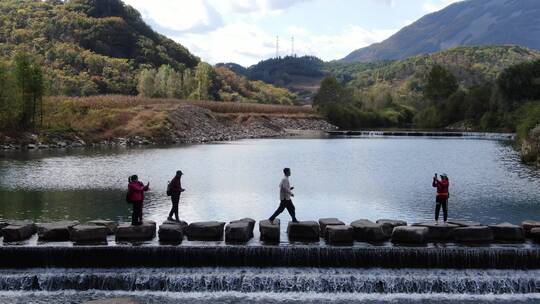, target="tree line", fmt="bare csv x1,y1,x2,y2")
0,53,45,131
